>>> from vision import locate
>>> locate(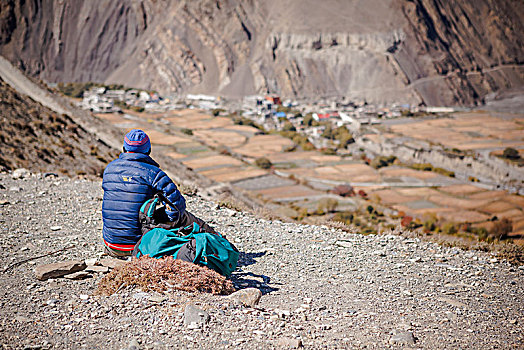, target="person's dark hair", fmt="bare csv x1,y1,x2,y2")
123,146,151,155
